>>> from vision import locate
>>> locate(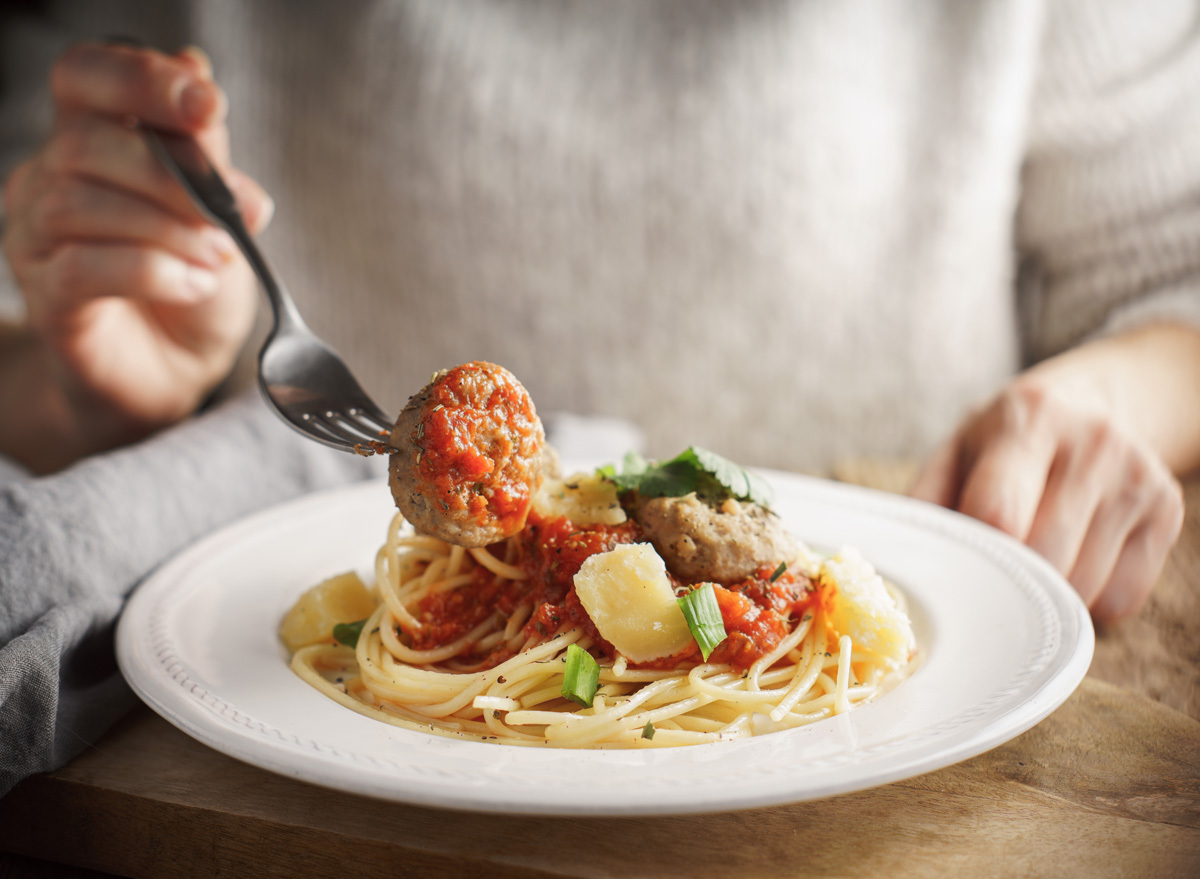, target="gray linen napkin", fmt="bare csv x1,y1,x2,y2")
0,393,379,796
